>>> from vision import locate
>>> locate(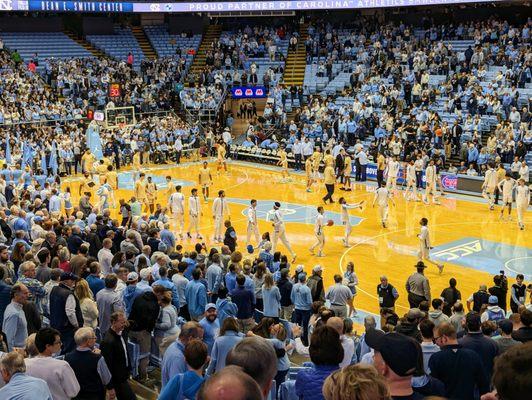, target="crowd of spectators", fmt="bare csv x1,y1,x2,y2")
0,179,531,399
